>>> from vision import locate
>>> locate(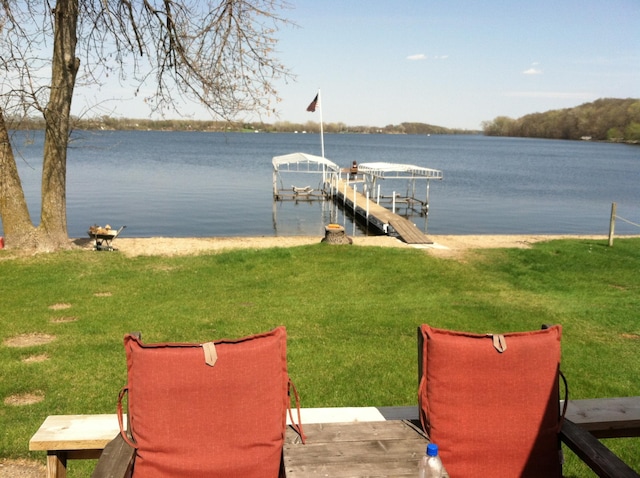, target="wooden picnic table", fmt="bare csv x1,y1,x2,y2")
283,420,444,477
29,398,640,478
